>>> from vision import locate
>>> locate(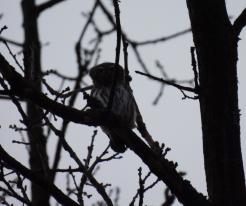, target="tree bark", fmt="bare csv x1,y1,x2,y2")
21,0,50,205
186,0,246,205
